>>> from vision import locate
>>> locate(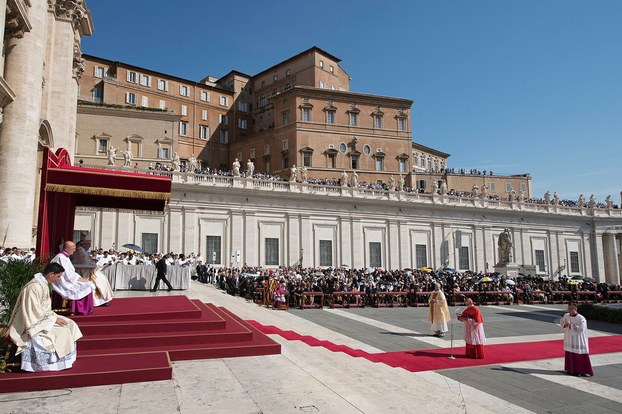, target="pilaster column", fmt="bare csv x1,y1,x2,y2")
300,215,311,268
591,233,607,283
388,219,400,270
229,211,243,267
603,233,621,285
167,208,183,254
338,217,351,268
0,0,47,247
286,213,300,266
243,211,257,266
351,218,363,269
182,207,196,256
